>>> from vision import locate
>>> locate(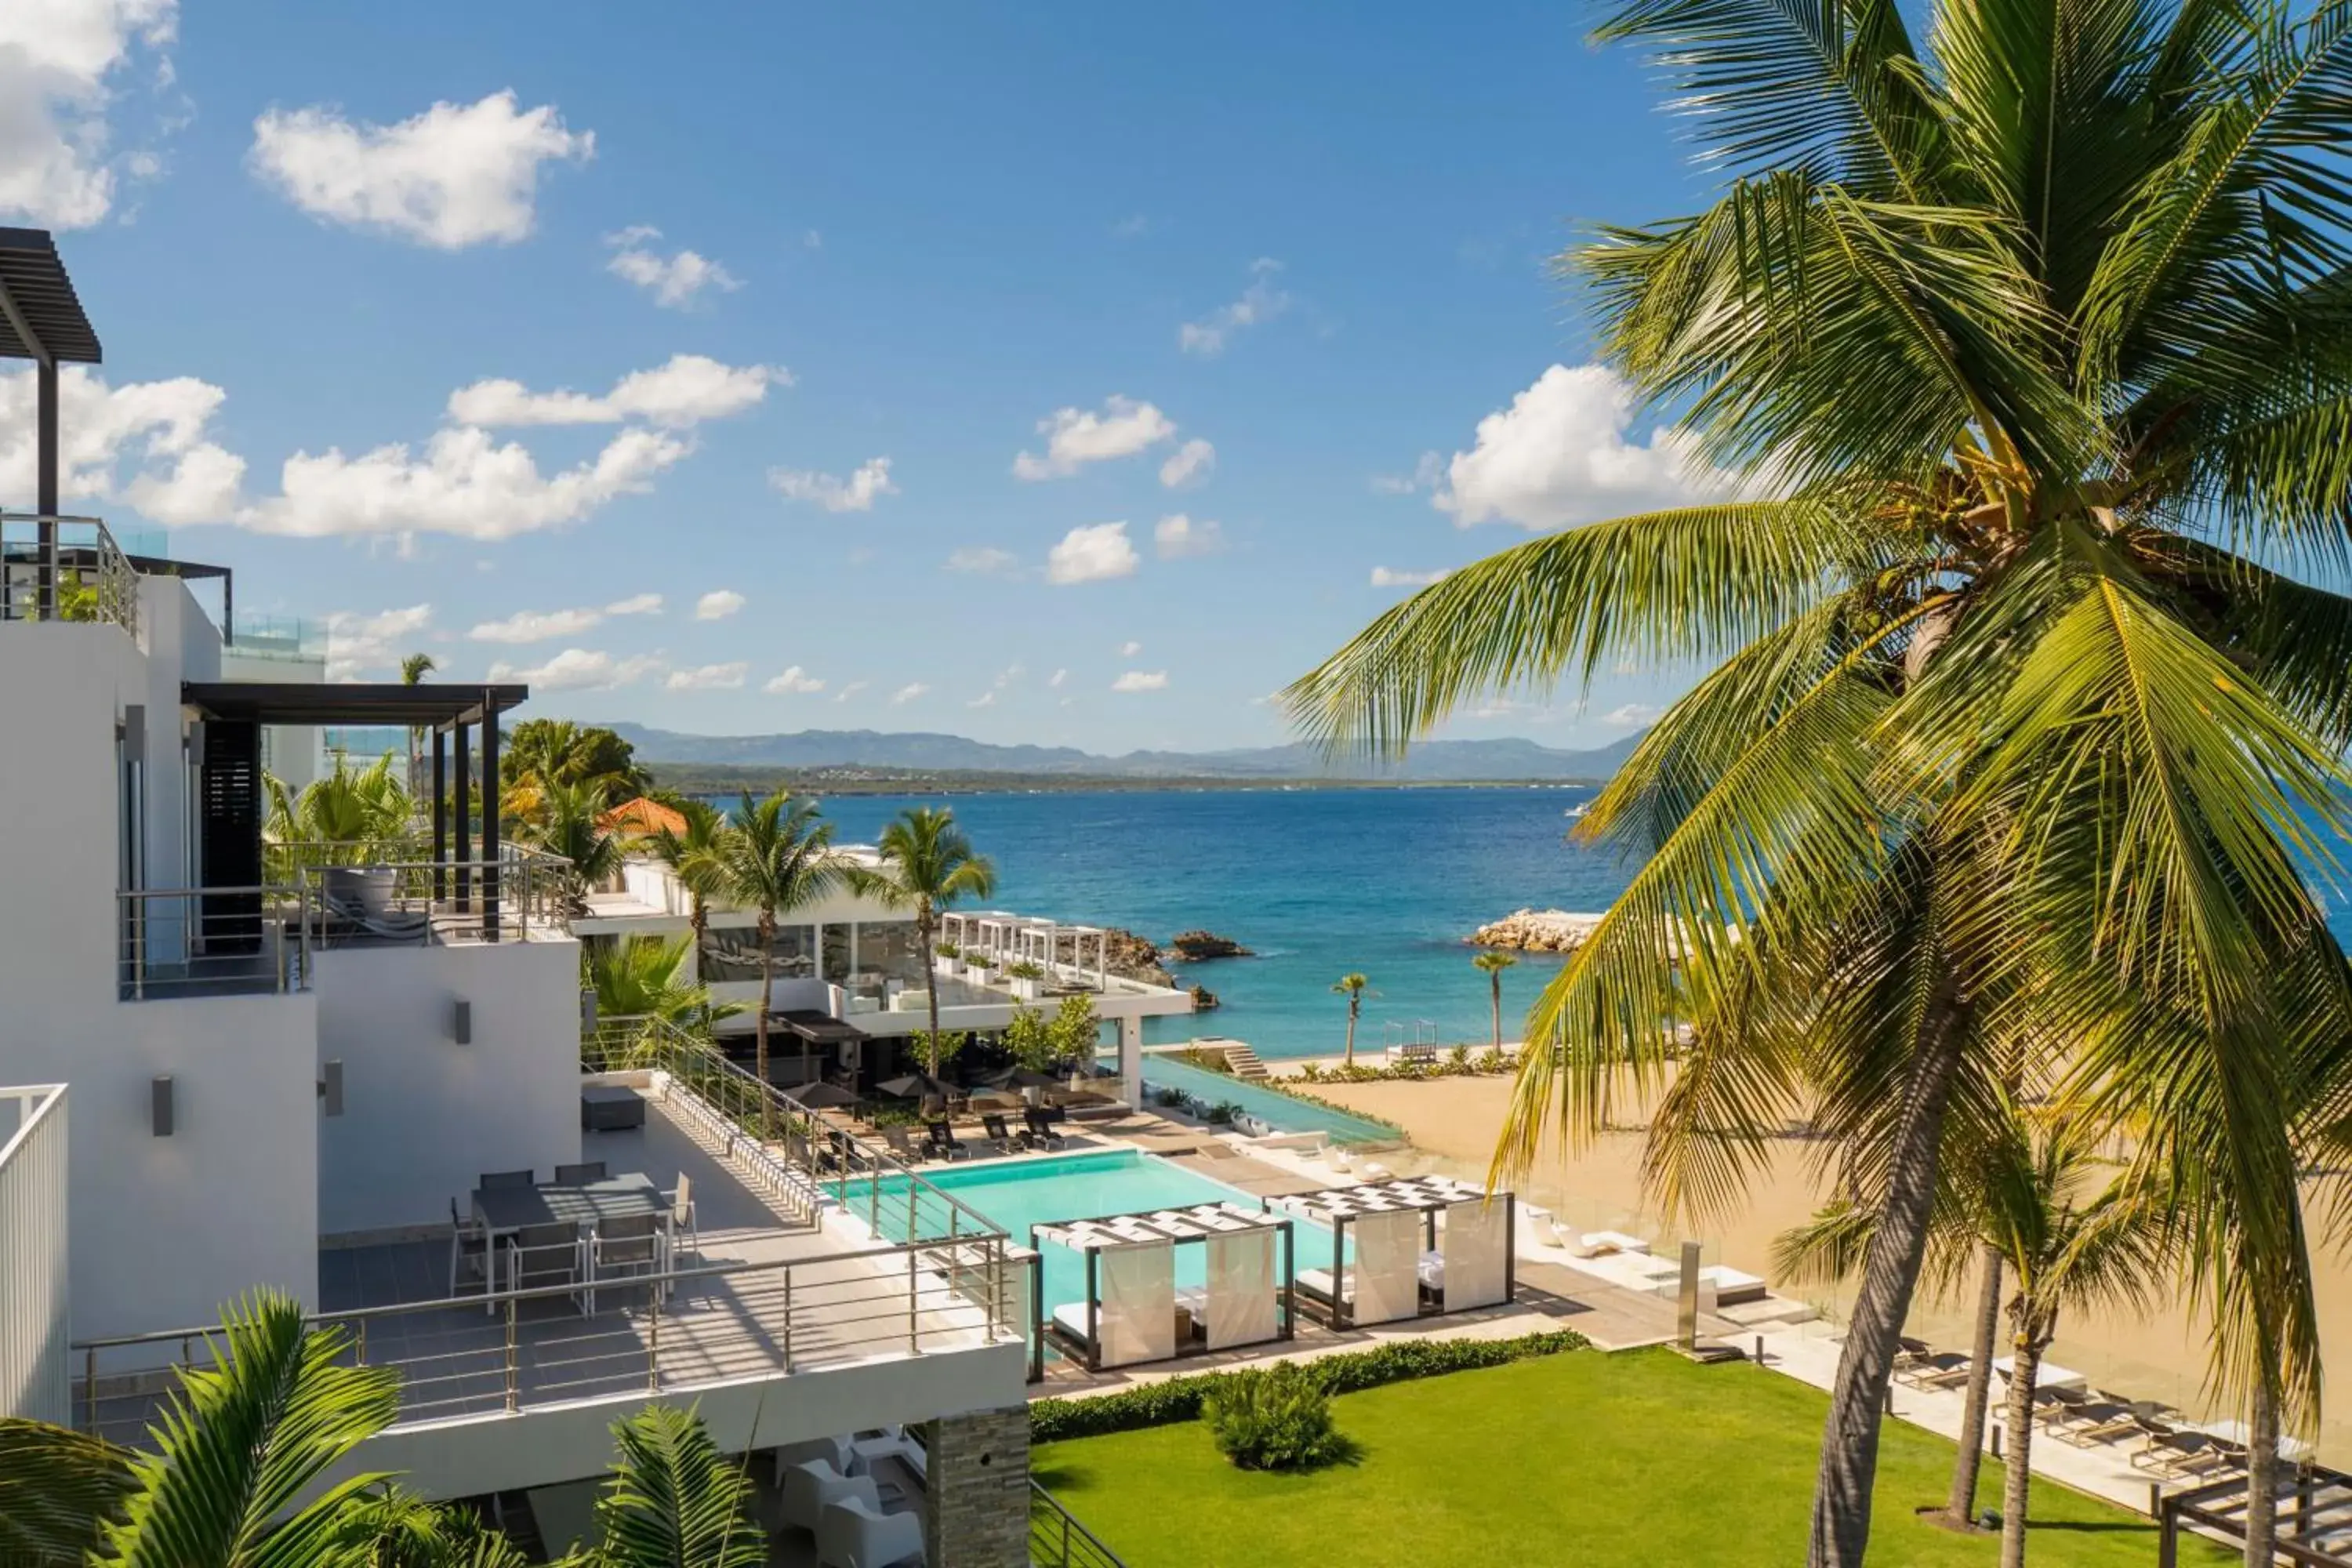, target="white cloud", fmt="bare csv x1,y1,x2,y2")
1370,566,1450,588
605,592,662,615
240,425,687,541
765,666,824,694
1179,258,1289,357
1372,452,1444,495
1159,437,1216,490
833,679,869,703
0,364,244,524
0,0,178,228
1604,702,1662,728
1111,213,1151,238
447,354,784,430
249,90,590,249
890,682,929,705
1049,668,1067,688
1154,514,1224,558
1047,522,1140,586
1119,641,1143,657
485,647,661,692
666,661,746,691
770,456,896,513
966,691,995,709
1111,670,1169,692
467,607,604,644
322,603,431,681
1436,364,1724,530
946,546,1018,576
1012,396,1176,481
604,226,739,308
694,589,745,621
